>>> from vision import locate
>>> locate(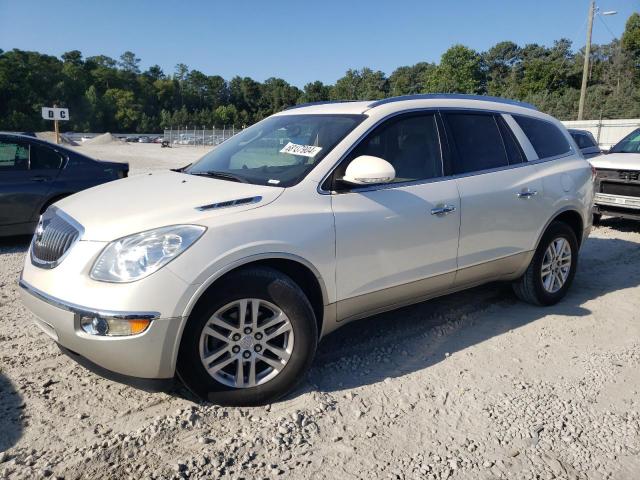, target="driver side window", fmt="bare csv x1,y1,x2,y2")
334,113,443,188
